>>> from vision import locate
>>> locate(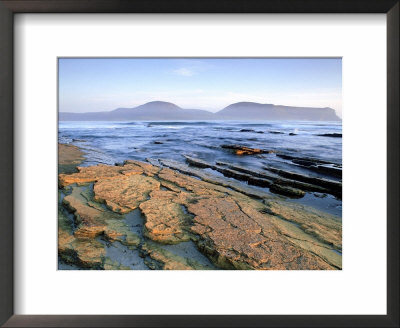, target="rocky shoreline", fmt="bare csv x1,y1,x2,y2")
58,143,86,174
58,143,342,270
